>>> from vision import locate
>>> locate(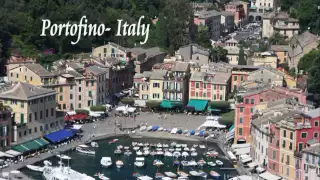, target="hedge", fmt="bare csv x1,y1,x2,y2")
218,111,235,125
90,105,106,112
209,101,230,110
75,109,89,114
146,100,161,109
121,97,135,106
